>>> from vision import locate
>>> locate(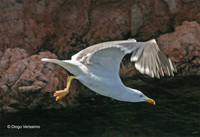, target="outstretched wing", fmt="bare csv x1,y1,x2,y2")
72,39,176,78
131,39,176,78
